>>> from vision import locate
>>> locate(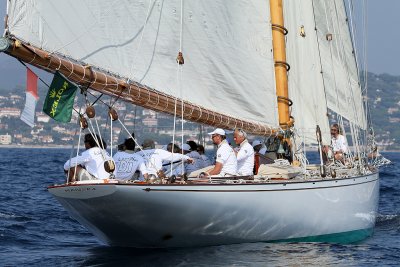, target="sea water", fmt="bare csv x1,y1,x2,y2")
0,148,399,266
